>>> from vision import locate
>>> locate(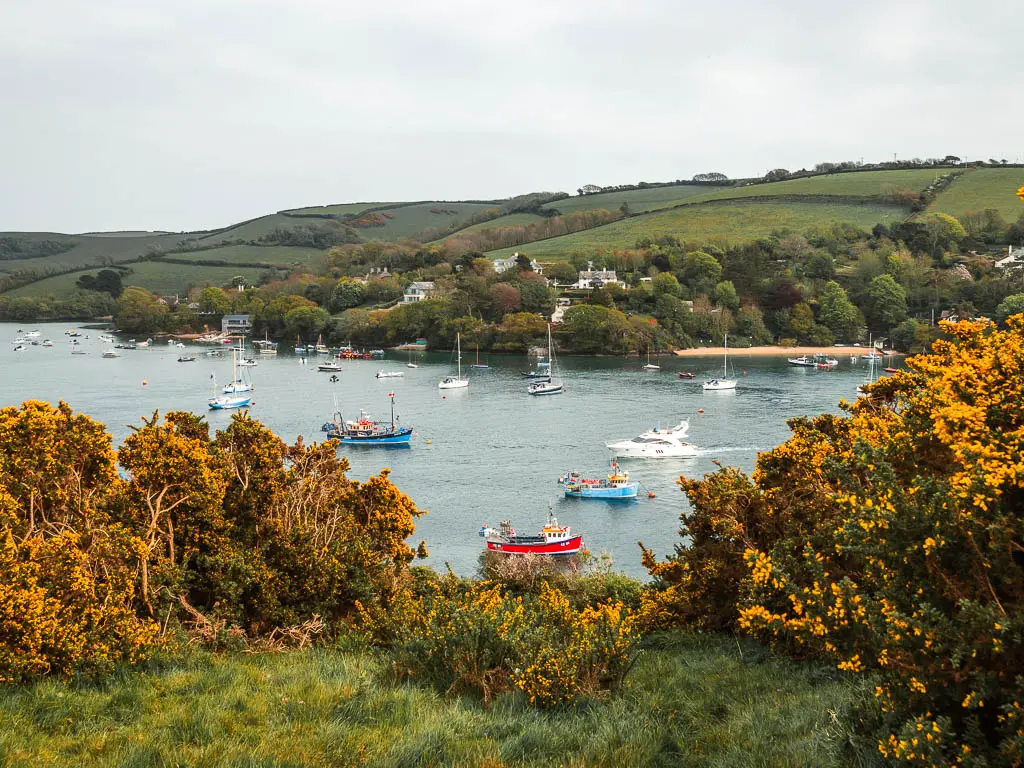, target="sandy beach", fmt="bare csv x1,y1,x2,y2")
673,345,902,358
